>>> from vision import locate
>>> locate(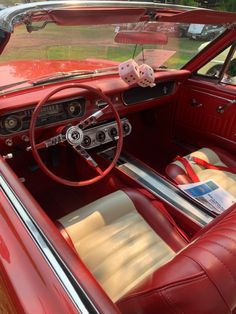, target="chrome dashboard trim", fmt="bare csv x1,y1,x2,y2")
82,118,131,149
0,174,98,314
